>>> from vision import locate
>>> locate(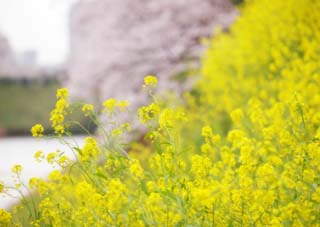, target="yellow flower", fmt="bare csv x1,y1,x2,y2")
146,181,156,192
34,150,45,162
82,103,94,116
201,126,213,138
111,128,122,136
31,124,44,137
79,137,100,162
46,152,57,164
103,98,118,114
230,108,244,124
11,164,23,174
143,75,158,89
138,103,160,124
54,124,65,135
0,209,12,227
118,100,130,111
159,109,175,129
129,159,144,179
48,170,62,181
144,75,158,86
57,155,69,167
0,182,4,193
55,98,69,110
56,88,69,99
50,88,70,135
29,177,38,189
50,110,64,126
